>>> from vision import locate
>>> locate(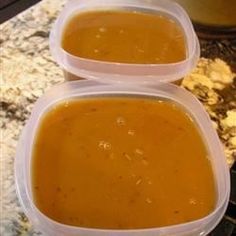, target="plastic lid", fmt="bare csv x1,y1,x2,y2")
49,0,200,83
